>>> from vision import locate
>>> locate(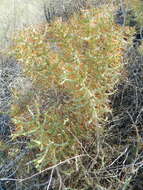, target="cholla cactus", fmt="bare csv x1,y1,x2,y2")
43,0,88,22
